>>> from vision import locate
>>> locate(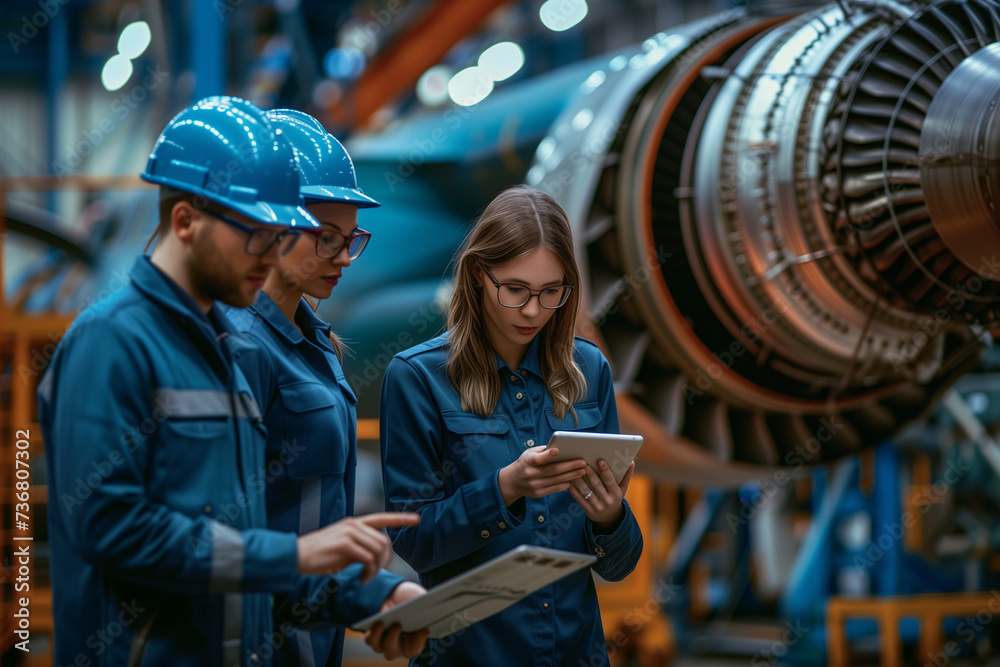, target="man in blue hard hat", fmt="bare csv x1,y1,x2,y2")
38,96,425,666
